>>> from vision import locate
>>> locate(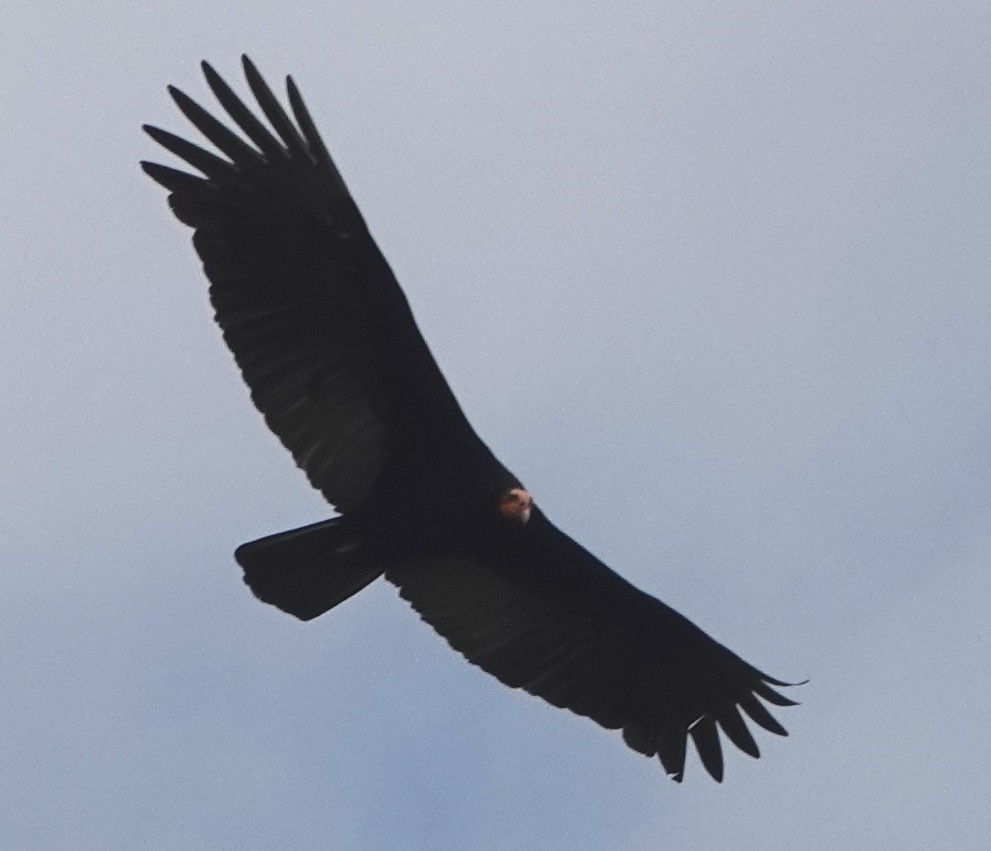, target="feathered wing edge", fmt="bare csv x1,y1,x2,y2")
142,56,341,192
142,57,501,515
384,519,800,783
